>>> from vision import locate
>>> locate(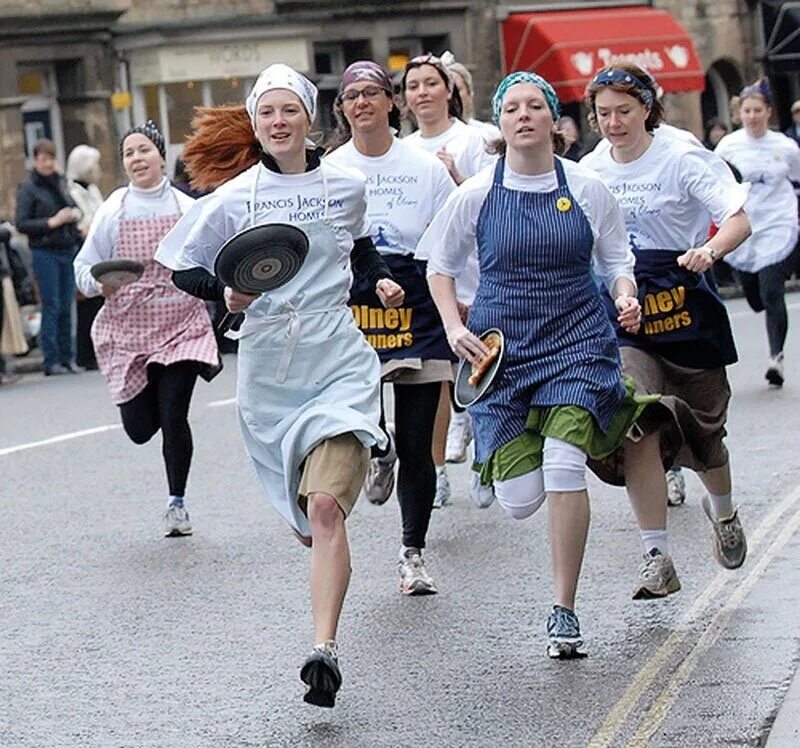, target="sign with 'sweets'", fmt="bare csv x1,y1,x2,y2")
570,45,691,77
